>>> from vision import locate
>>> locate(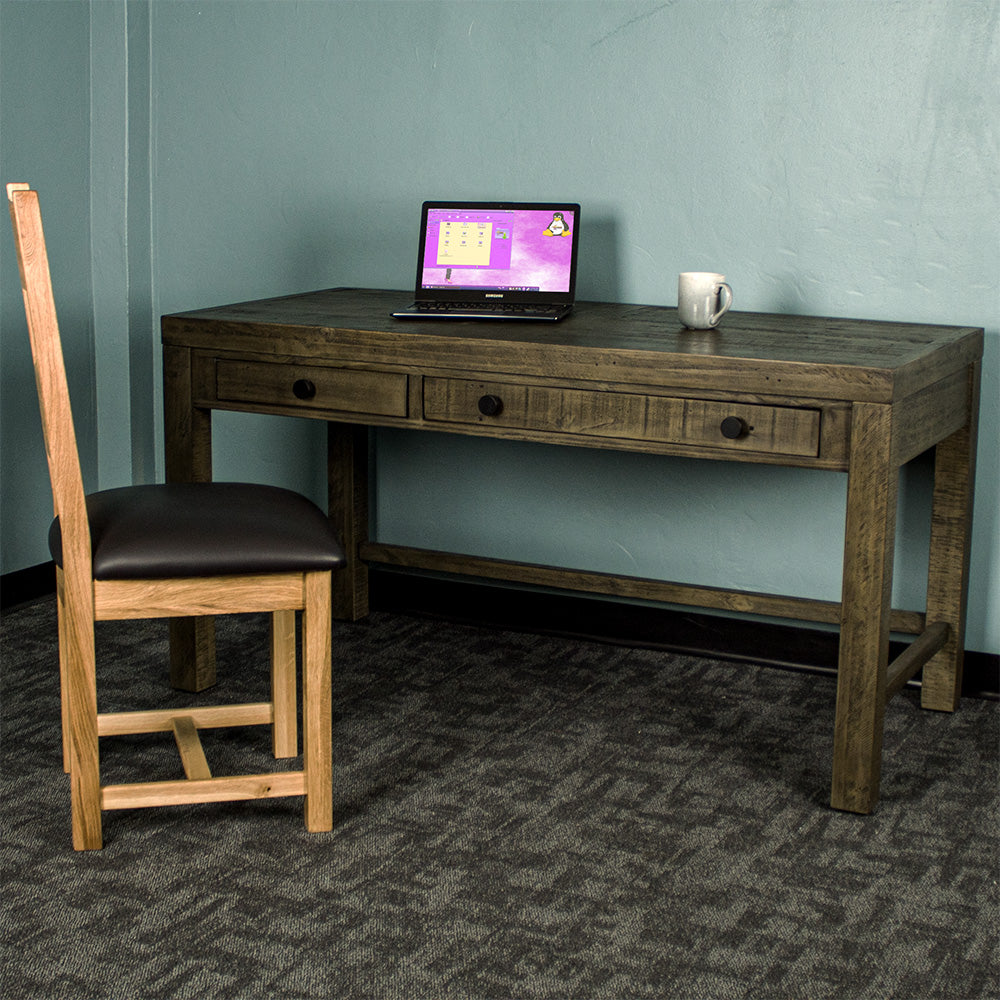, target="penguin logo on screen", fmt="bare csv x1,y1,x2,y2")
543,212,570,237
